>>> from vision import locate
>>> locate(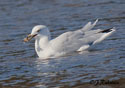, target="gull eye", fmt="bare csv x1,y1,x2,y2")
37,29,40,32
